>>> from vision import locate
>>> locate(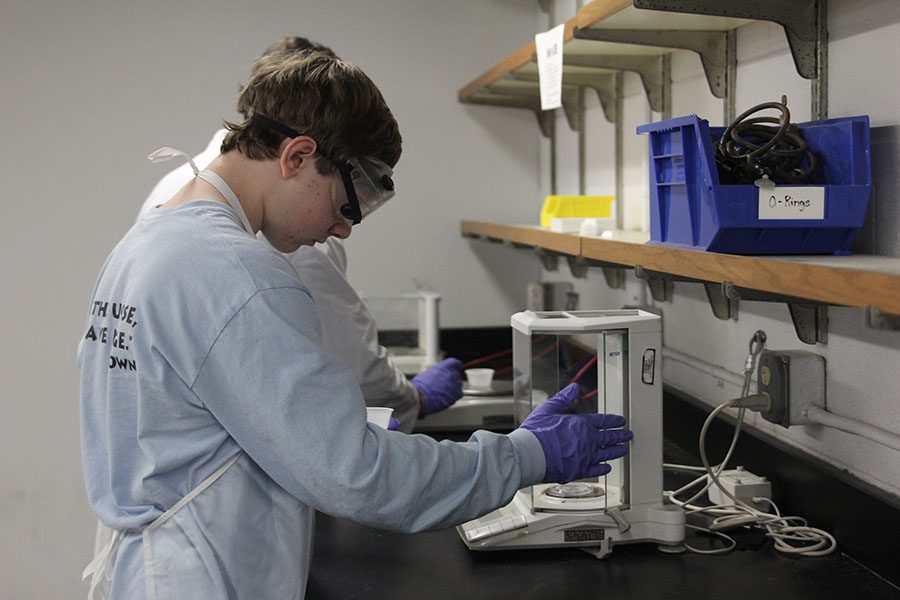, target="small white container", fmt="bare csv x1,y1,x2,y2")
366,407,394,429
465,368,495,389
